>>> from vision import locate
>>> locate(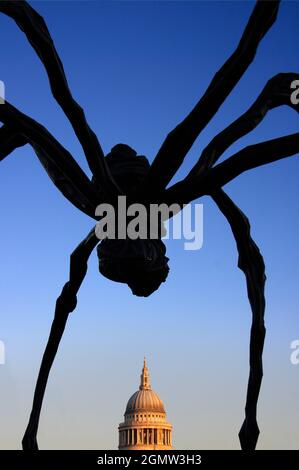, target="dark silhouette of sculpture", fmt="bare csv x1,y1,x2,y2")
0,0,298,450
